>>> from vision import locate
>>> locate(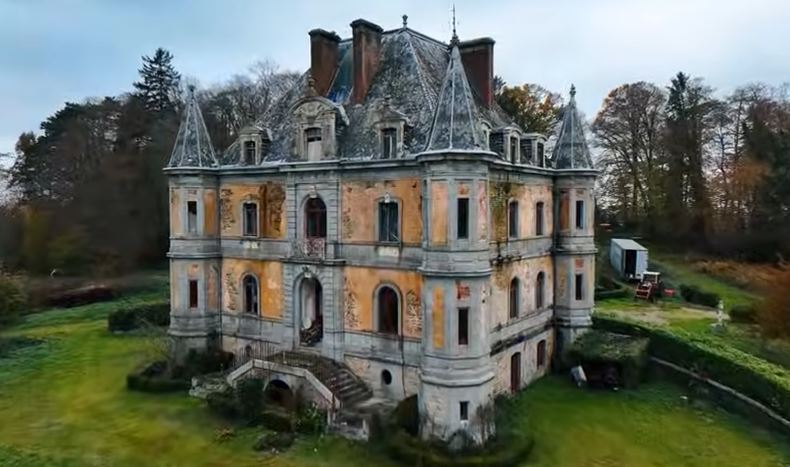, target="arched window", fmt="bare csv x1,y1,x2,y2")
509,277,519,319
305,197,327,238
508,200,518,238
377,286,399,335
243,275,259,314
535,202,544,236
537,340,547,368
535,272,545,310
